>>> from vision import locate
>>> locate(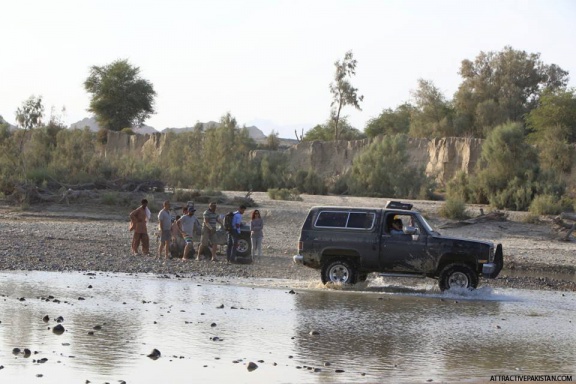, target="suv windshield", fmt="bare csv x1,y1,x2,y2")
417,213,436,234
